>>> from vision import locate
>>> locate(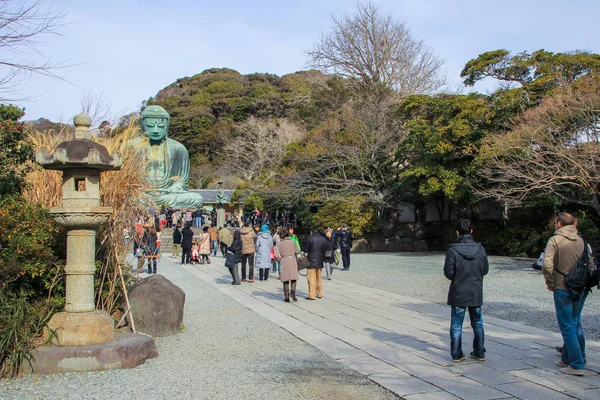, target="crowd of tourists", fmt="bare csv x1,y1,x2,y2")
172,221,353,302
131,206,598,374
